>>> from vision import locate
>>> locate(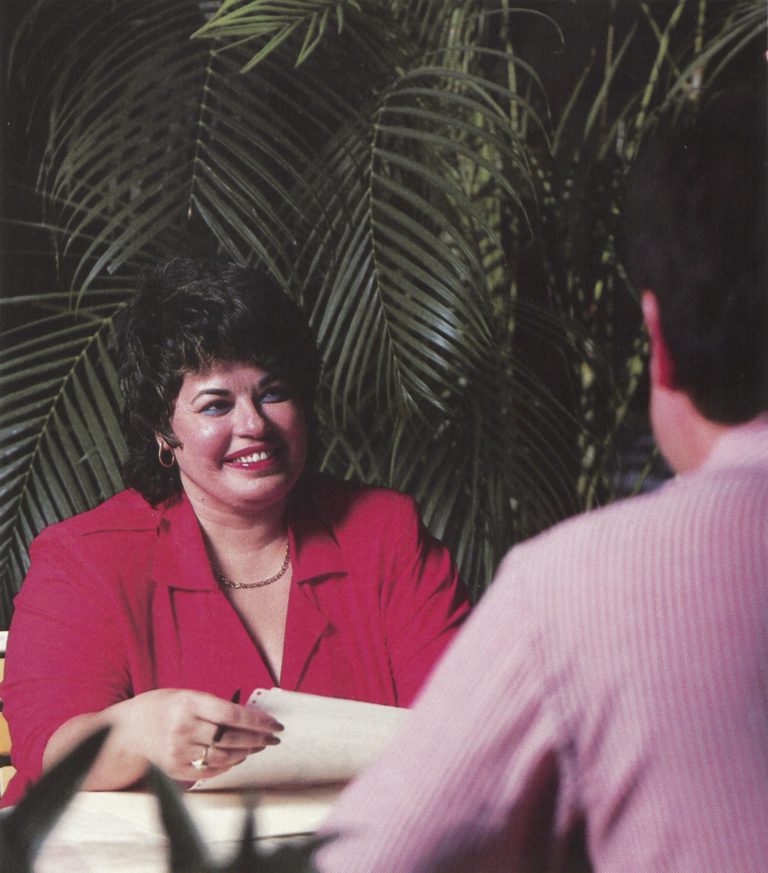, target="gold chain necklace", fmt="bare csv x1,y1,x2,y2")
211,540,290,589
